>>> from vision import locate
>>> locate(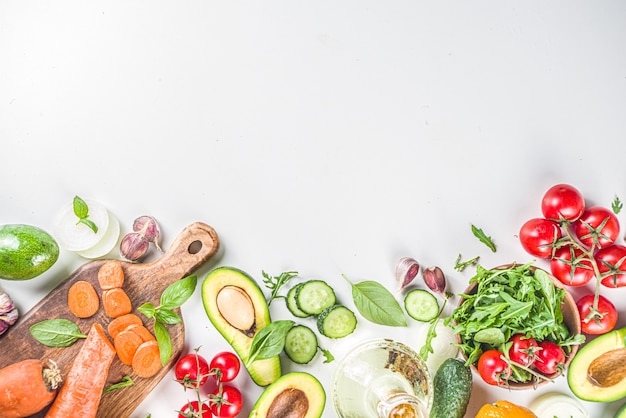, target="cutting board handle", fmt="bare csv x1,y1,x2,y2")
124,221,220,289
